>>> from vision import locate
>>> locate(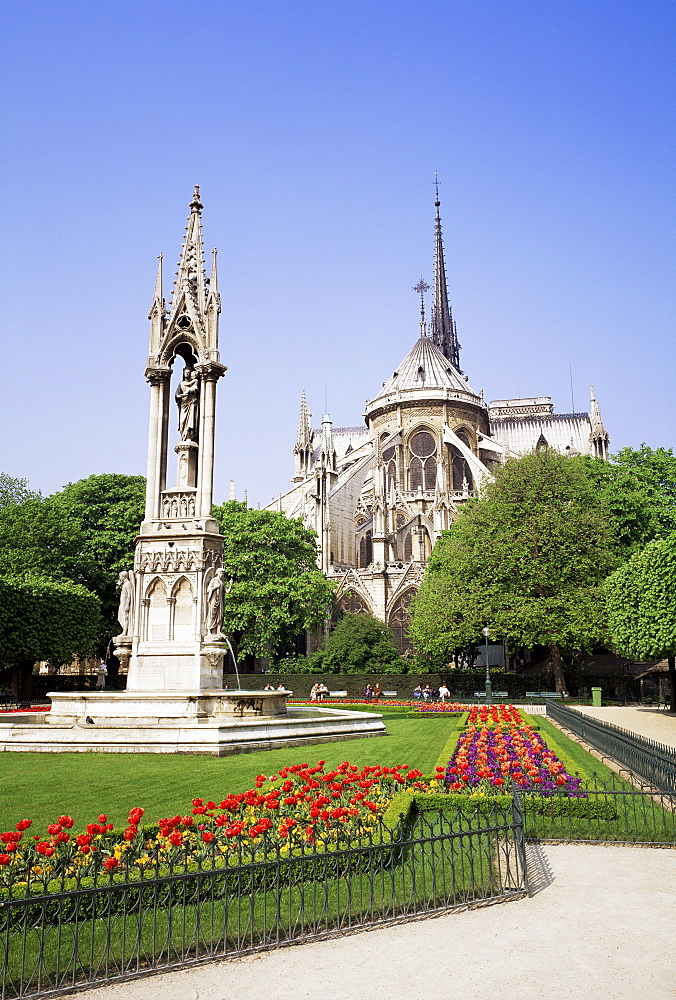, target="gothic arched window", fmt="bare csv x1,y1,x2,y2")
383,446,397,490
388,589,416,654
358,531,373,568
449,445,473,492
409,430,436,491
339,590,369,615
